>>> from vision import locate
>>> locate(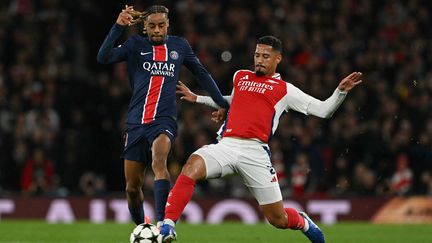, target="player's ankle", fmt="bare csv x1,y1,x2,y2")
302,218,309,232
163,218,175,227
156,221,163,228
